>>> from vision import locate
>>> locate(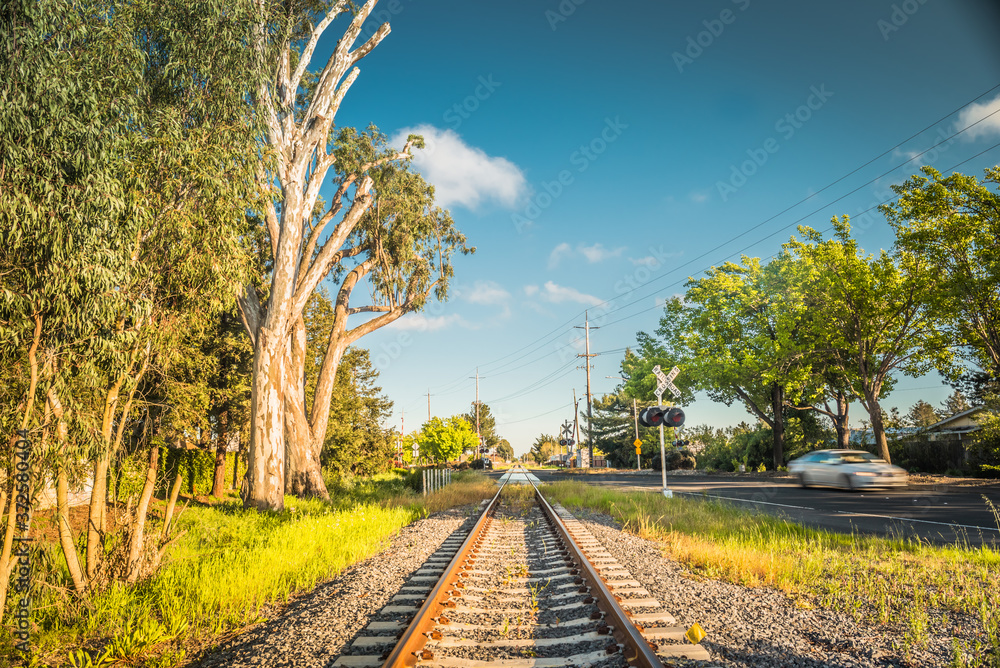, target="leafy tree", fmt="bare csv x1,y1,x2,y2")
463,401,500,452
785,219,951,463
906,400,940,428
496,439,514,462
318,348,395,477
239,4,473,510
530,434,559,465
0,0,268,604
941,389,971,417
882,167,1000,402
628,254,816,468
586,392,660,468
419,417,477,463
